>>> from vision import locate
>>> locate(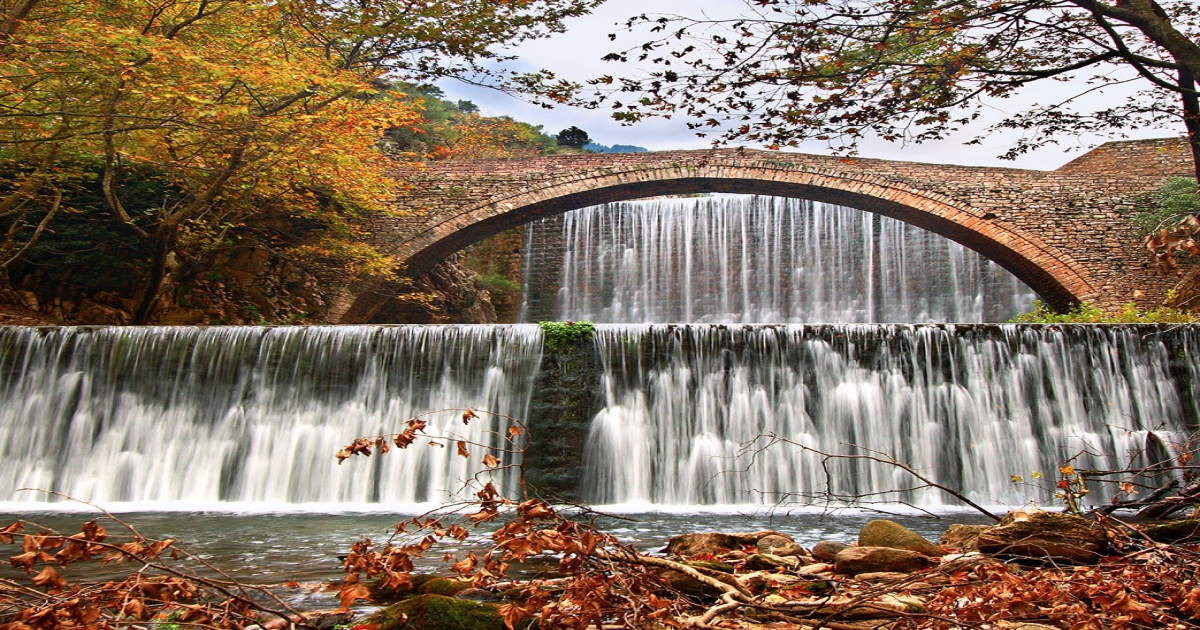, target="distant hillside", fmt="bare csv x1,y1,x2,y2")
584,142,649,153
